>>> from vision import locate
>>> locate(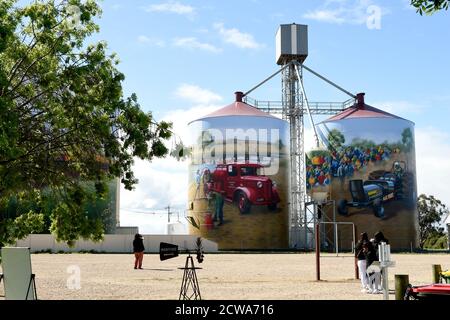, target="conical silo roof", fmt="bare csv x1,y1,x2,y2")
324,93,411,123
191,92,279,123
